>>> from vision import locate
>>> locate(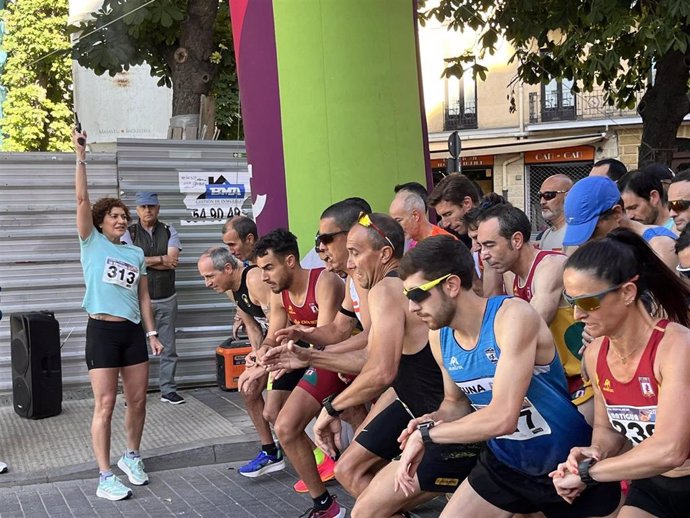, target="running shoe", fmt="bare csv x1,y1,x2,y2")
238,449,285,478
117,454,149,486
96,474,132,501
160,392,186,405
299,497,345,518
0,461,7,474
294,455,336,493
